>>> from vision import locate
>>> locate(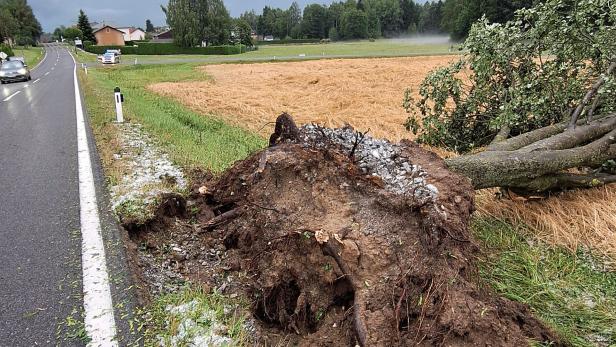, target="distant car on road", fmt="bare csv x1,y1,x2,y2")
100,52,121,64
0,60,31,84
